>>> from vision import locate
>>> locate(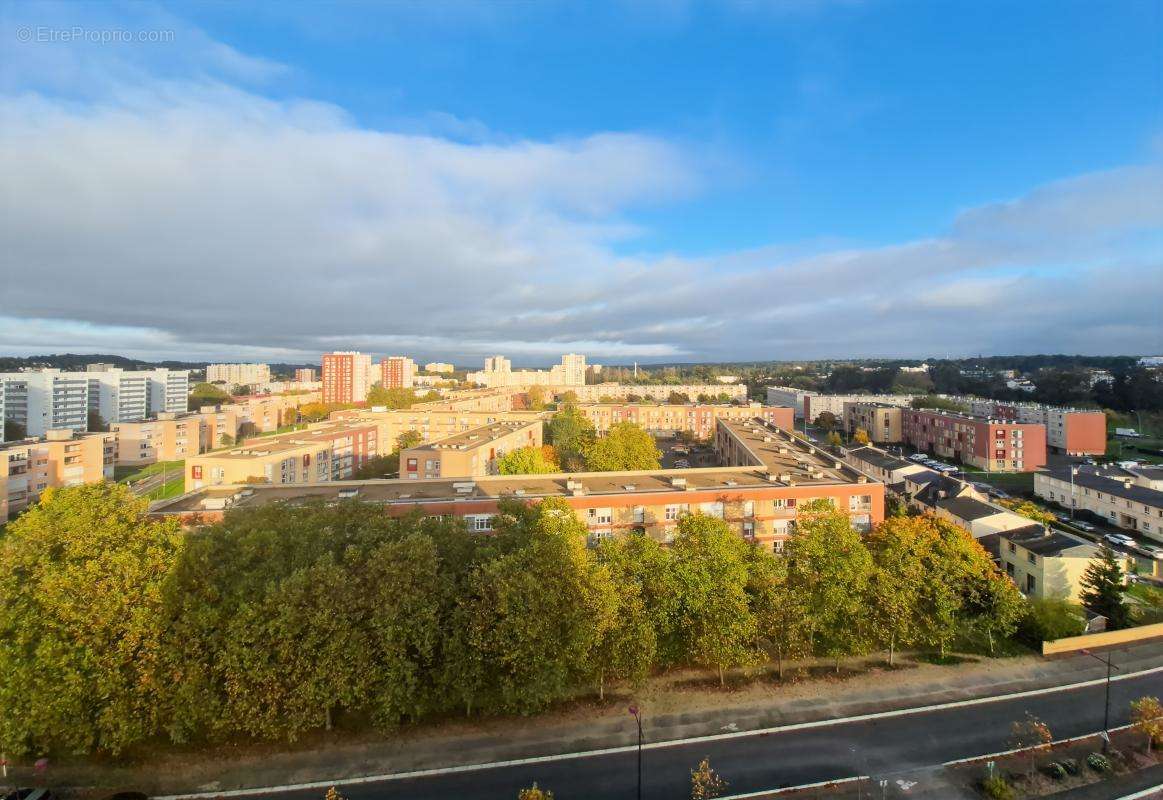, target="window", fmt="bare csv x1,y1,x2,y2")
665,504,682,521
632,505,645,524
1025,574,1036,593
1008,542,1016,554
1027,553,1036,565
469,515,494,532
588,507,613,525
743,500,755,517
